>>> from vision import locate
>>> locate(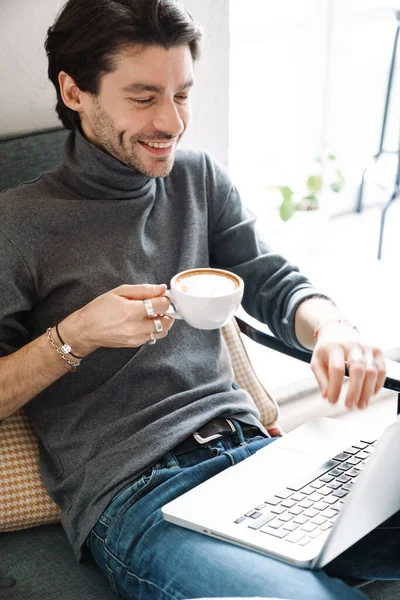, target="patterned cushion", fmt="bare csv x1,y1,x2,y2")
0,411,61,531
0,319,278,532
222,318,279,428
